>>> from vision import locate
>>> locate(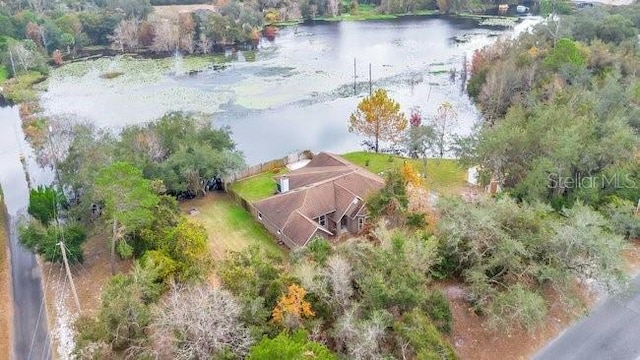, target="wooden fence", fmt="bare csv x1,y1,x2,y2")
224,150,313,184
